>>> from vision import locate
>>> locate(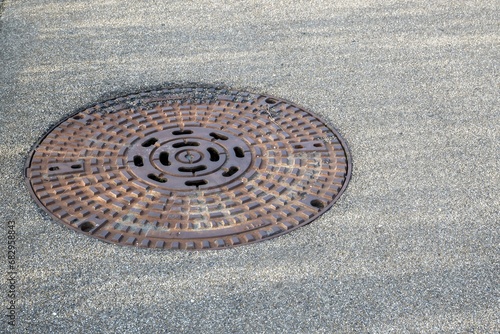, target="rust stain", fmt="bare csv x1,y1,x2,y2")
25,87,351,250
